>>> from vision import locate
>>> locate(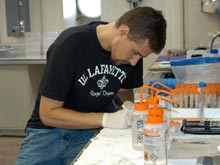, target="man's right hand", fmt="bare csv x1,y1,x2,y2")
102,107,131,129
